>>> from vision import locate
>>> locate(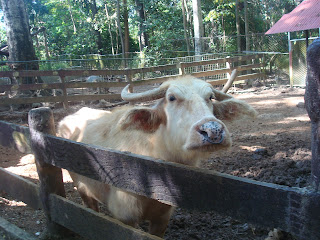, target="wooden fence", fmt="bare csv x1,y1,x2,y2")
0,105,319,239
0,54,265,108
